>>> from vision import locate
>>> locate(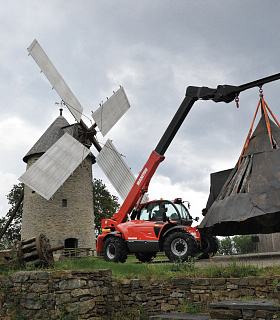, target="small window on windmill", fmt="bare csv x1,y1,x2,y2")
62,199,67,207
